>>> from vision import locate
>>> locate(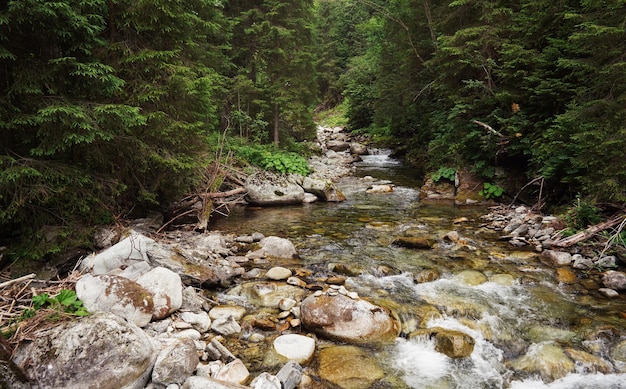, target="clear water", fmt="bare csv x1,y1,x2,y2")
210,151,626,388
